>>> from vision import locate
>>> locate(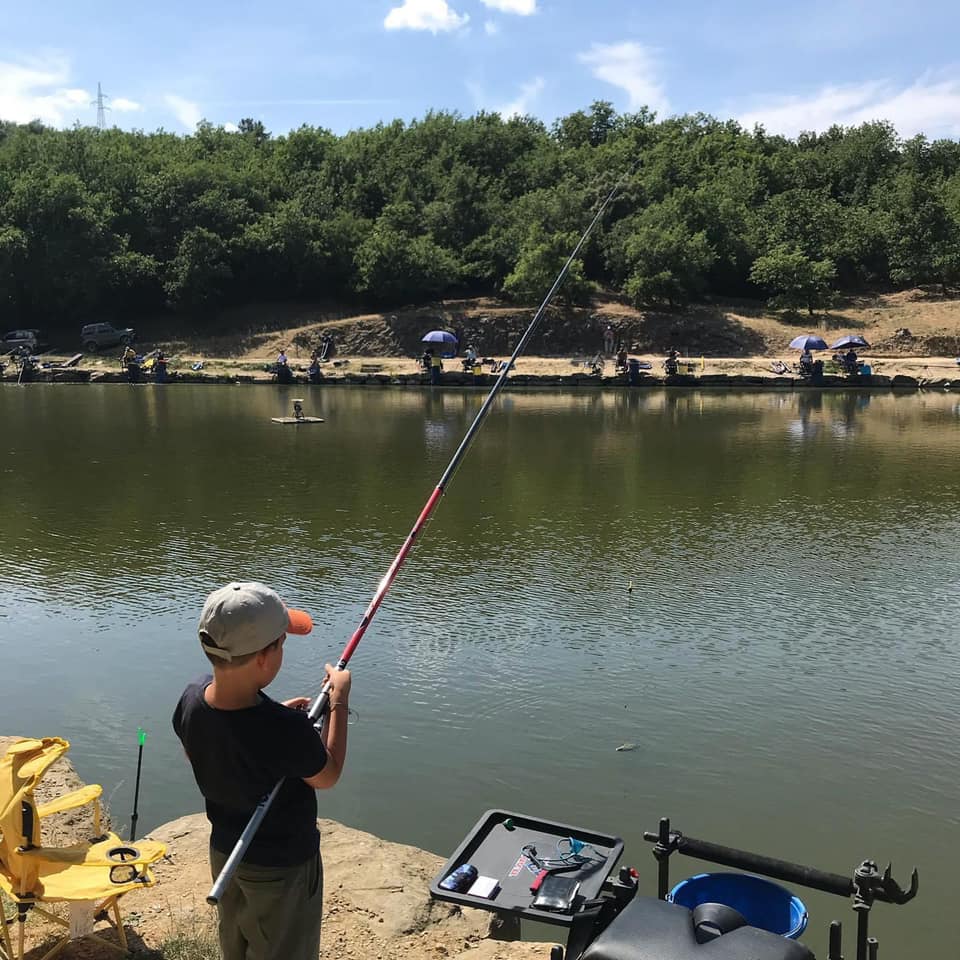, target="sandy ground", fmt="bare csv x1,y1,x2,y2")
142,815,551,960
0,736,552,960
